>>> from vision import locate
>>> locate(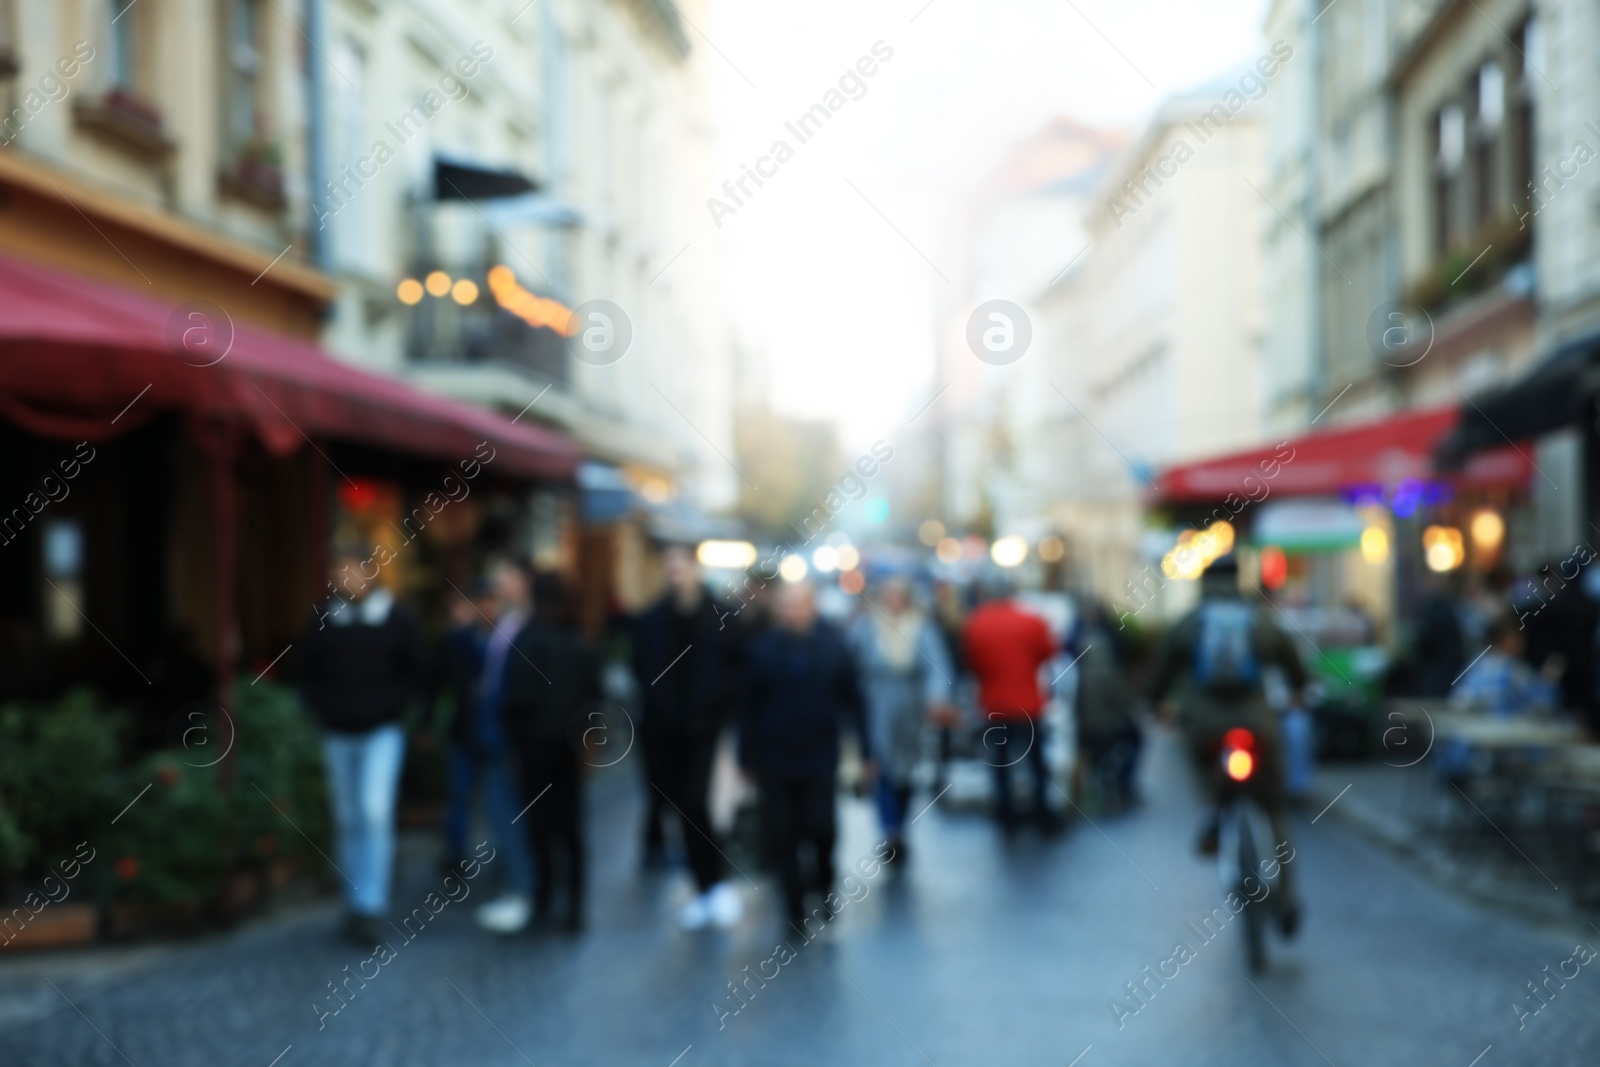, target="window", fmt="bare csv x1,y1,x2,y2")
328,38,368,269
1472,62,1503,227
108,0,139,90
1434,103,1464,254
42,519,84,642
1510,19,1538,213
225,0,264,157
